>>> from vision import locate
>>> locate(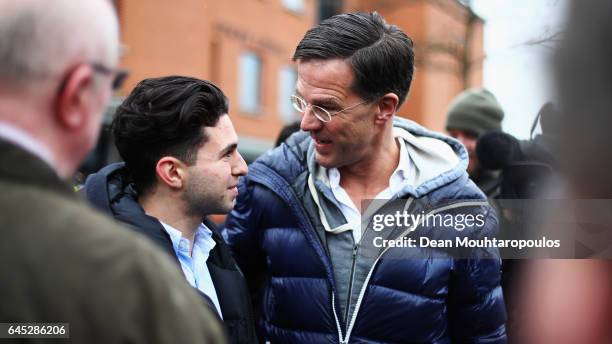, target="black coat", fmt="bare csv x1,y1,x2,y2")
84,162,258,344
